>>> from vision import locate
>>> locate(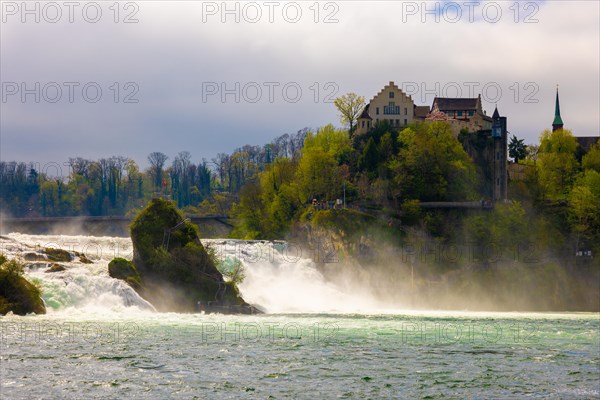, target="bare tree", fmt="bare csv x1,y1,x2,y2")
147,152,169,190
